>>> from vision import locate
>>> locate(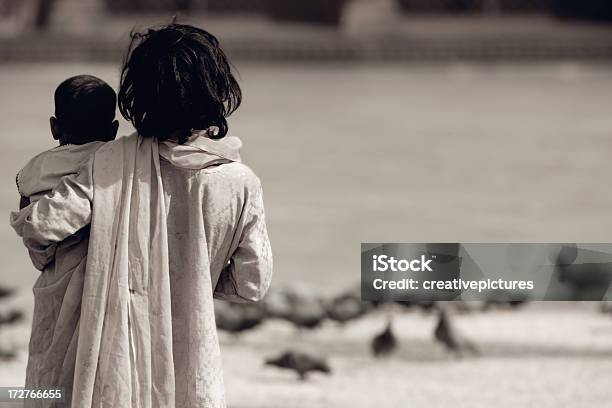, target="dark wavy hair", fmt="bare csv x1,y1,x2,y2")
118,23,241,143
